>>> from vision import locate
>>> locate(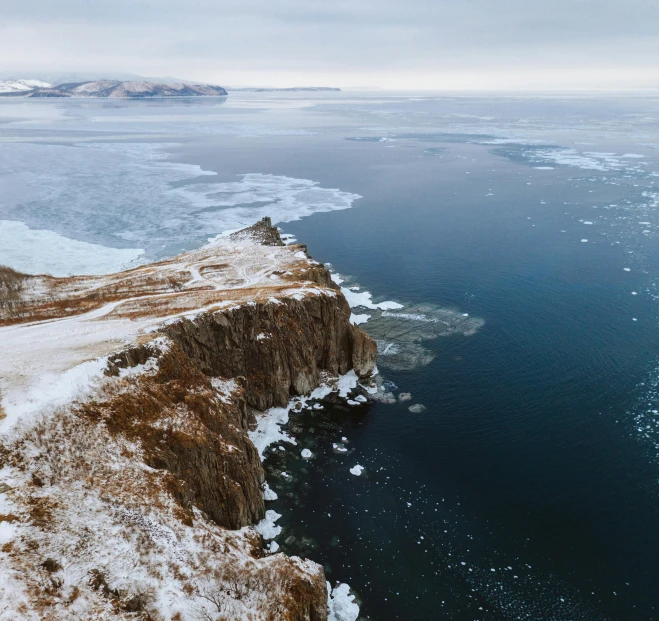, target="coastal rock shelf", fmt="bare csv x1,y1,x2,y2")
0,218,376,621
